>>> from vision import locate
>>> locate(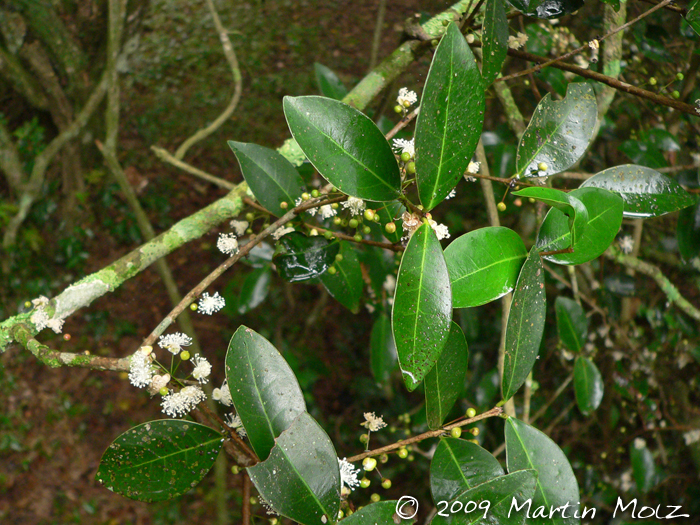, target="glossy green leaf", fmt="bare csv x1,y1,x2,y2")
481,0,508,86
431,438,505,502
445,227,527,308
630,439,658,493
283,96,401,201
236,267,272,314
370,313,398,384
96,420,223,502
687,0,700,37
314,63,348,101
425,323,469,429
502,249,546,402
516,83,597,178
573,357,604,415
536,187,624,265
342,501,416,524
505,418,581,525
555,296,587,354
507,0,584,18
228,141,304,217
225,326,306,460
248,413,340,525
581,164,697,218
320,241,363,312
430,470,537,525
619,139,667,169
392,222,453,391
513,187,588,248
273,232,340,282
677,199,700,263
415,22,485,210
